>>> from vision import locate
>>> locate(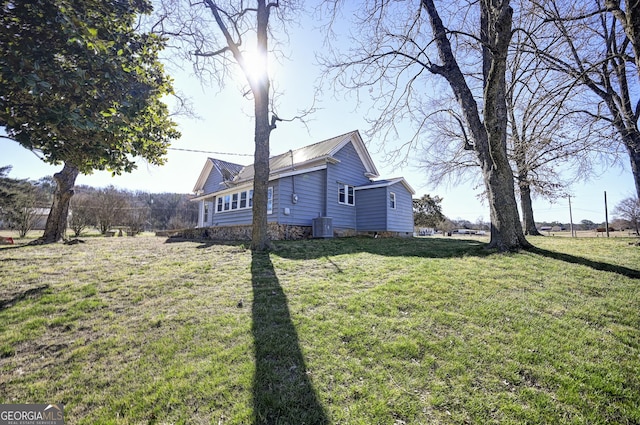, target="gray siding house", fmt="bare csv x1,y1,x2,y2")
192,130,415,237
